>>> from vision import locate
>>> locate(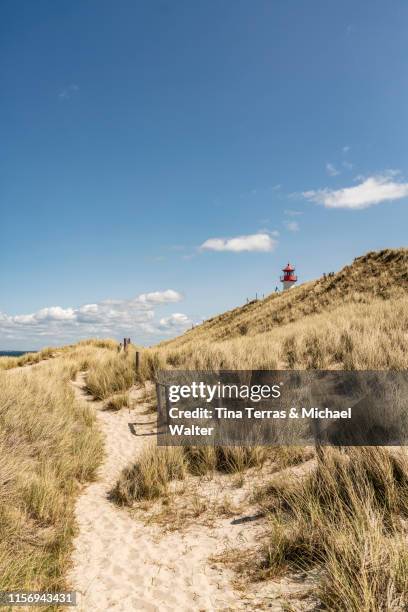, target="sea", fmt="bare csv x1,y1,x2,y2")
0,351,33,357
